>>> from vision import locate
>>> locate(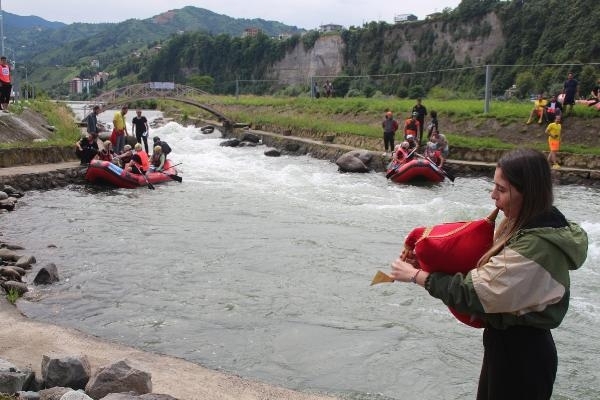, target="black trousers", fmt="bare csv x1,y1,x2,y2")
0,82,12,104
383,131,395,151
477,326,557,400
136,132,149,153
